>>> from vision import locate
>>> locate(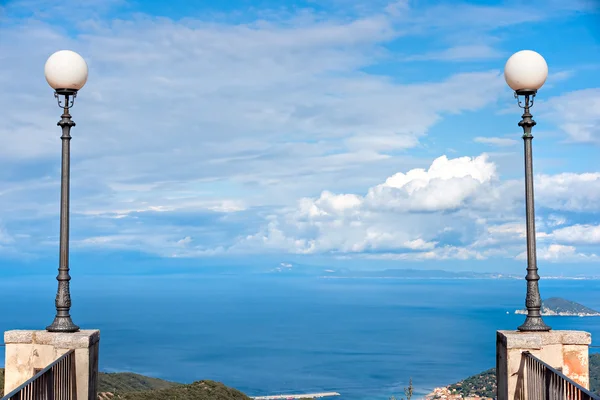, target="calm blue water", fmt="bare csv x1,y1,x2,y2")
0,274,599,399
